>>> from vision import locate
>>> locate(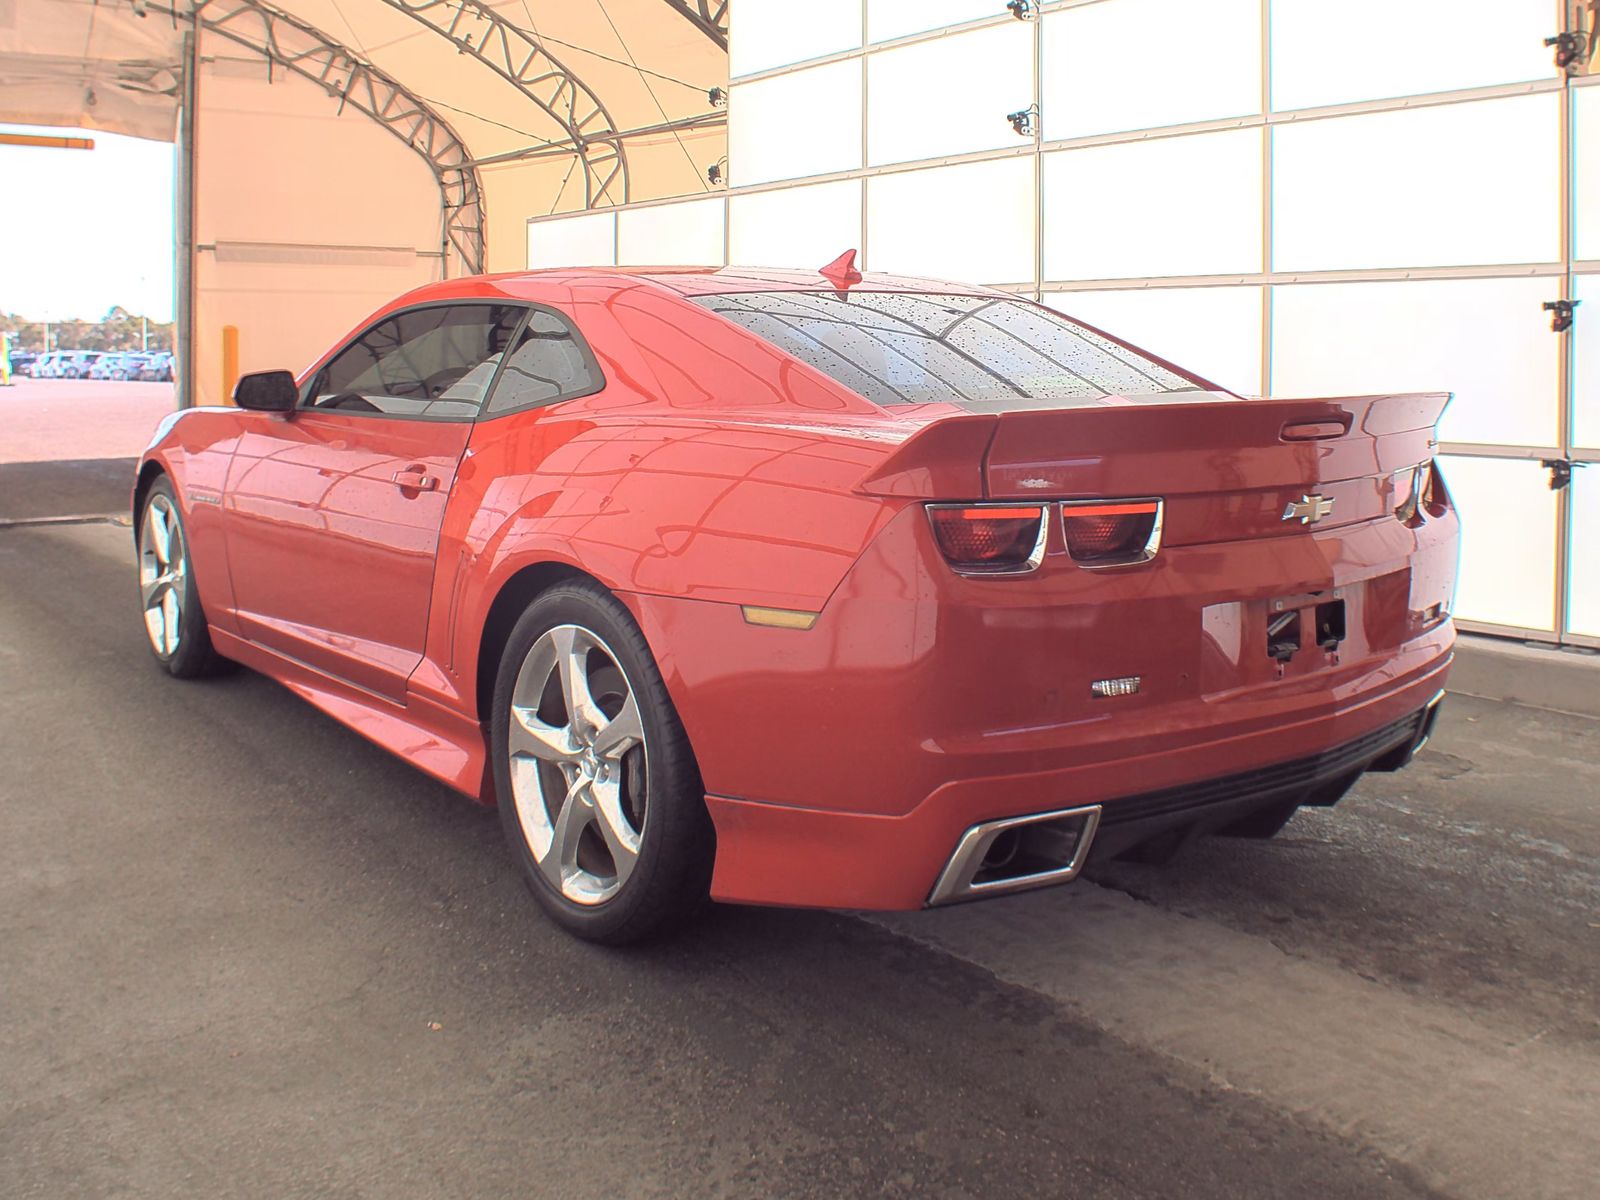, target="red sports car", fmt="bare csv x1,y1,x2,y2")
134,260,1457,943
